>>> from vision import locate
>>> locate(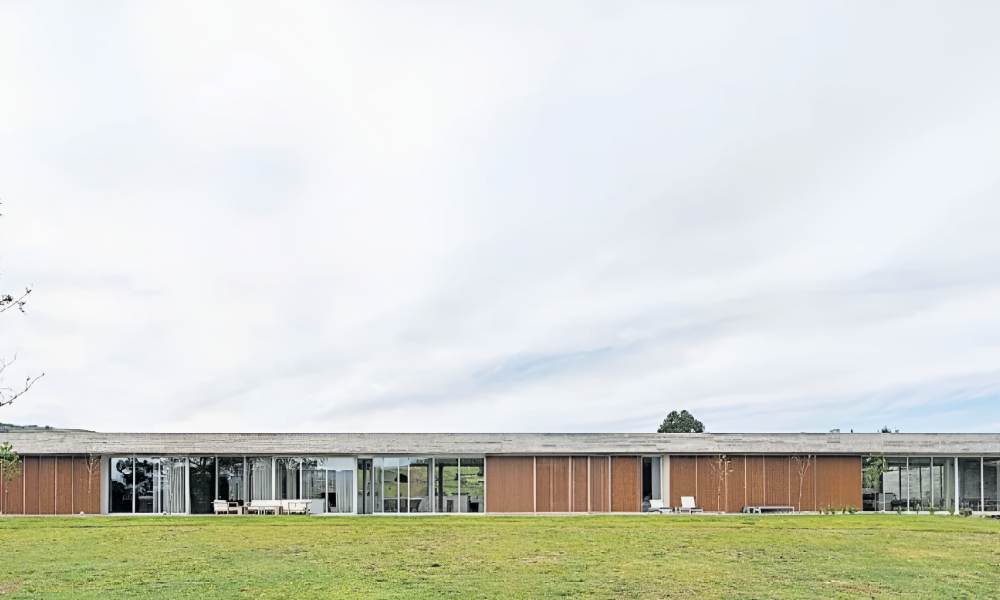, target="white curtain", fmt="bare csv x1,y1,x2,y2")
251,457,272,500
334,469,353,513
